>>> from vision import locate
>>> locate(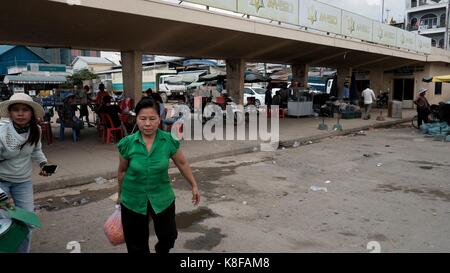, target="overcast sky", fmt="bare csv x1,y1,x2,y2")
320,0,406,22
